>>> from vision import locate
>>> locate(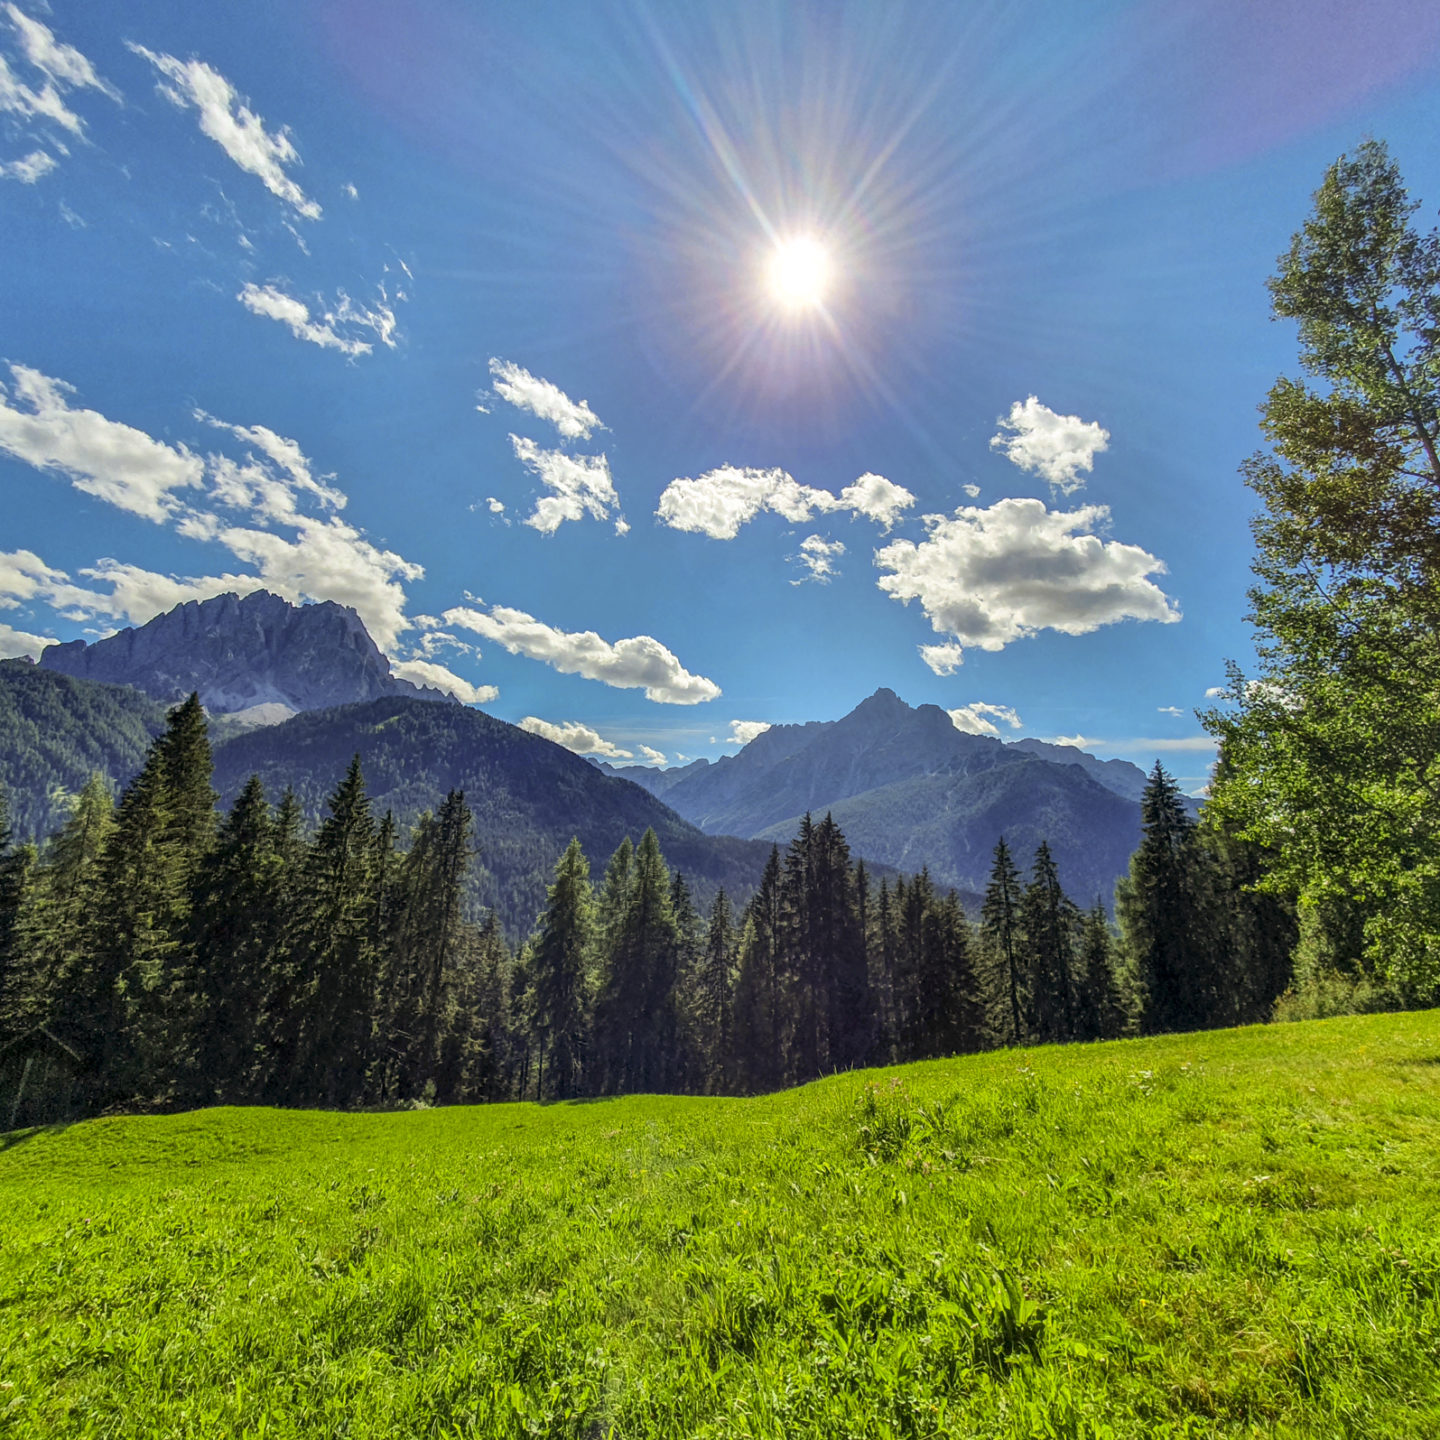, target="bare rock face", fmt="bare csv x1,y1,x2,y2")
38,590,454,715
